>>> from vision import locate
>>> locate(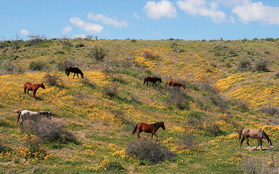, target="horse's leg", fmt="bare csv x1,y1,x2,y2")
77,73,79,78
154,133,158,141
137,129,142,138
73,73,75,79
246,138,250,148
255,139,259,149
151,134,153,139
240,137,245,147
33,89,38,99
260,138,263,150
